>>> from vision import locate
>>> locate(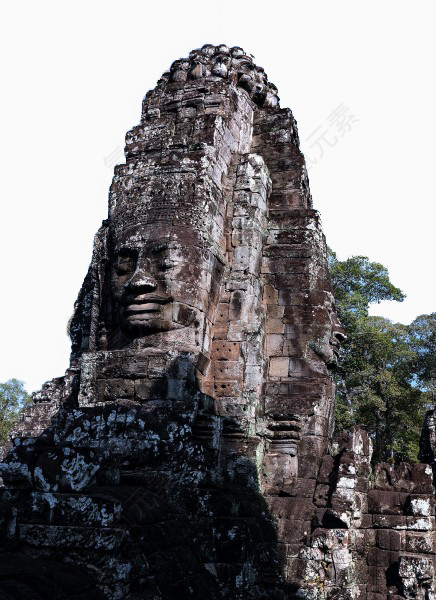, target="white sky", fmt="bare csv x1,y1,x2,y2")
1,1,435,392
